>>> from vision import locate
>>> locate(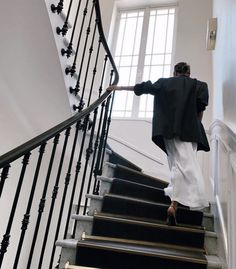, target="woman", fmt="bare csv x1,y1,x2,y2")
107,62,210,225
